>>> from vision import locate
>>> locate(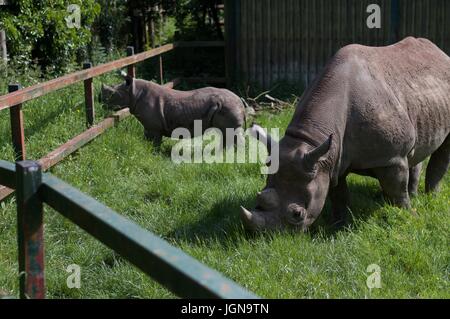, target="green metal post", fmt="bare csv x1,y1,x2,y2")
16,160,45,299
